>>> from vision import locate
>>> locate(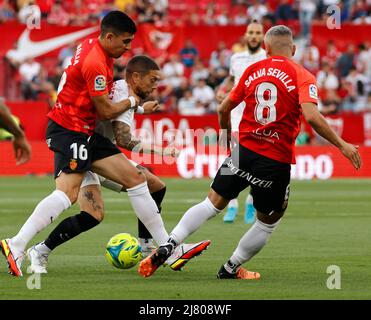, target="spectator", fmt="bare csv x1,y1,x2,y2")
298,0,316,39
162,54,185,90
345,66,368,112
336,44,355,77
295,123,310,145
351,0,368,21
47,0,69,26
276,0,293,21
58,42,76,70
179,39,199,68
190,59,209,86
209,41,232,71
68,0,89,26
300,41,320,74
215,8,230,26
192,78,215,112
178,89,203,115
114,0,136,12
231,36,246,53
317,62,339,91
353,13,371,24
366,92,371,111
0,0,15,22
233,9,248,25
247,0,268,22
322,40,340,66
19,58,41,99
149,0,168,14
203,2,216,25
356,43,371,79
